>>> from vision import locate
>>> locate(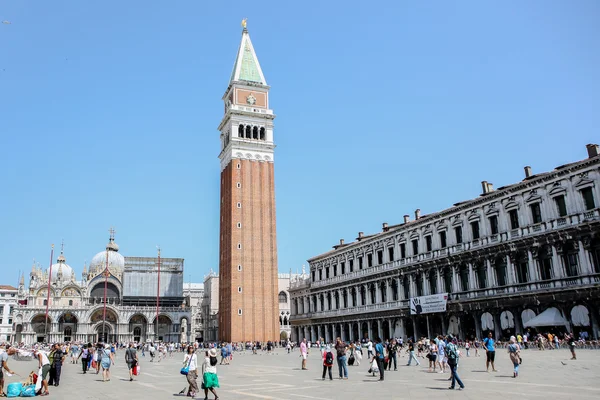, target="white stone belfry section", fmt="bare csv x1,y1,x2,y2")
218,24,275,172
